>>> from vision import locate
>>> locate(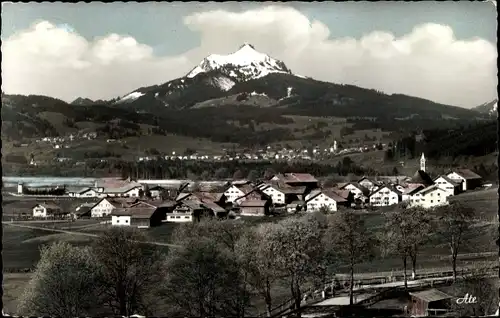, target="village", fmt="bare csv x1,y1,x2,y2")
5,153,488,228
